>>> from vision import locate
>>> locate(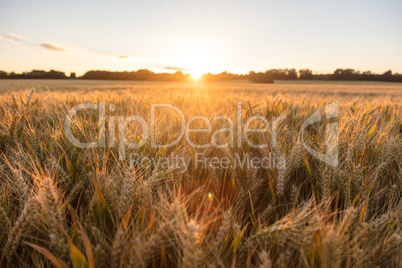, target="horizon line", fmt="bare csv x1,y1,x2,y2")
1,67,400,77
